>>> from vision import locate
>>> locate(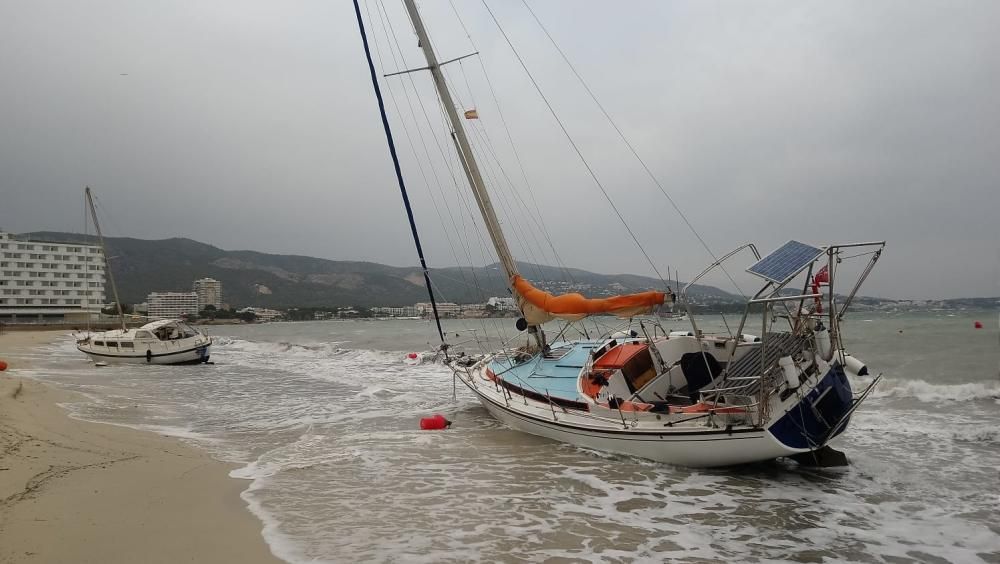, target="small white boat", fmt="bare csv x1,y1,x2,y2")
77,319,212,365
74,187,211,366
